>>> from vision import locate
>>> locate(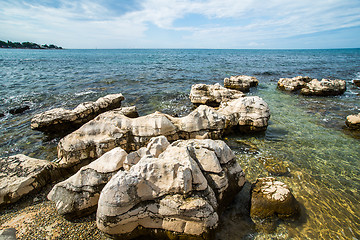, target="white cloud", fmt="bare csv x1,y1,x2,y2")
0,0,359,48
